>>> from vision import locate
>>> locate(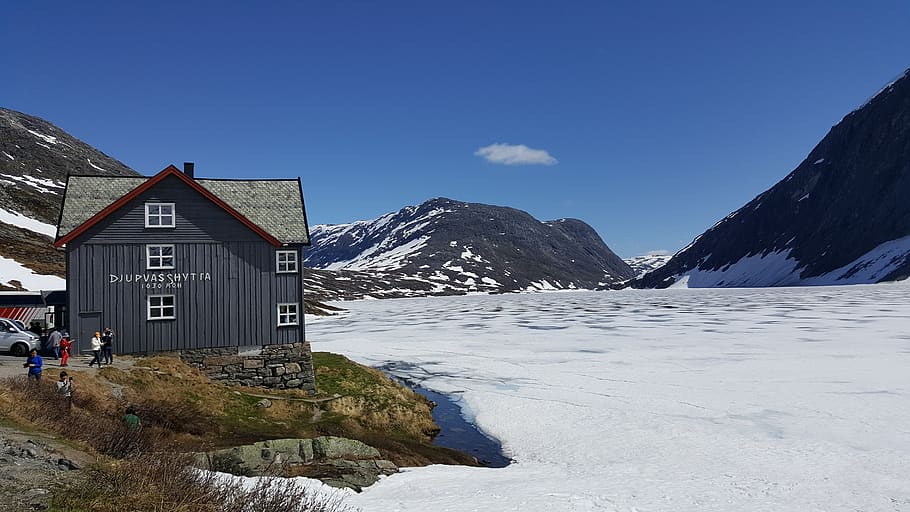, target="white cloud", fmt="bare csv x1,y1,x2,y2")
474,143,558,166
